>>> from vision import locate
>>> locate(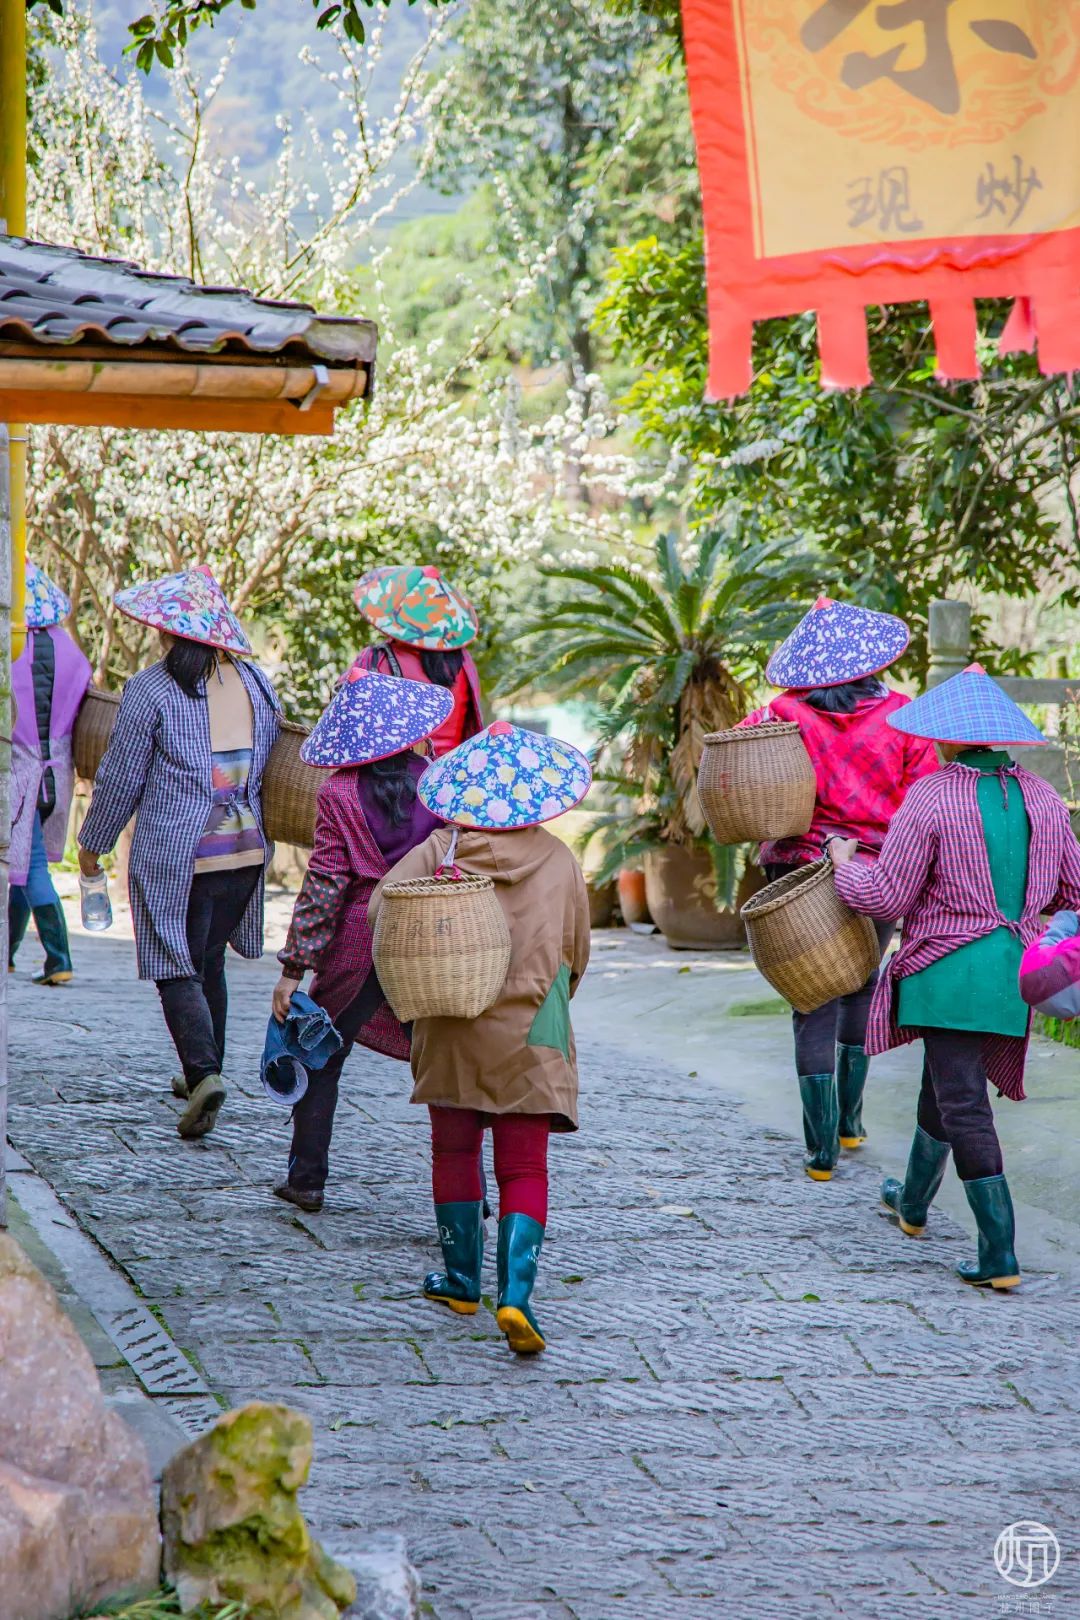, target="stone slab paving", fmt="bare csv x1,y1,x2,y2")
8,902,1080,1618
